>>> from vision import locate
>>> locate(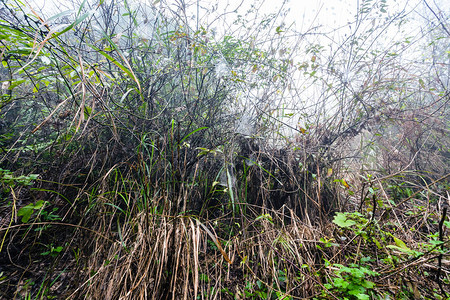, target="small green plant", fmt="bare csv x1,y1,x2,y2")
17,200,47,223
255,213,274,224
17,200,61,232
40,243,64,257
39,207,60,221
316,237,338,250
323,261,379,300
333,212,368,230
388,182,413,202
240,274,292,299
18,279,35,300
